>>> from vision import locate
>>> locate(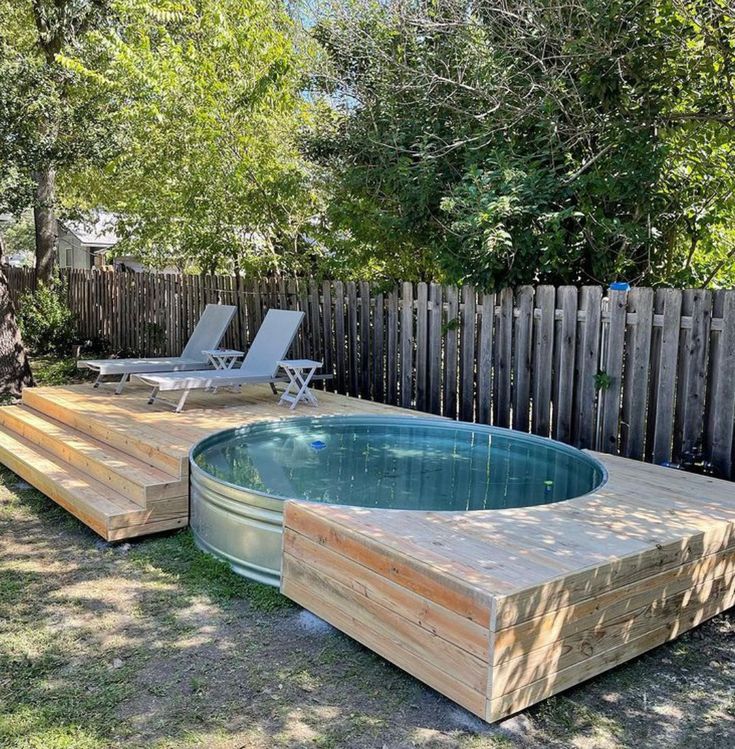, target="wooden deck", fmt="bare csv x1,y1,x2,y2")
282,456,735,721
0,382,410,539
0,382,733,722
